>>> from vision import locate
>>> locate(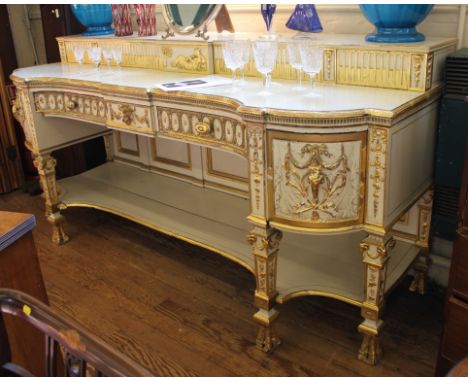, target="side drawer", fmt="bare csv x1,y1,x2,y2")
156,106,247,156
34,91,106,124
266,130,367,231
